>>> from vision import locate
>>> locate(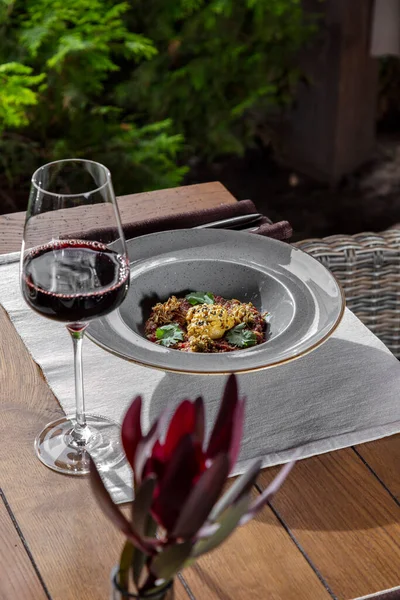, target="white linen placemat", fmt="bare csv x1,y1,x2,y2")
2,256,400,503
